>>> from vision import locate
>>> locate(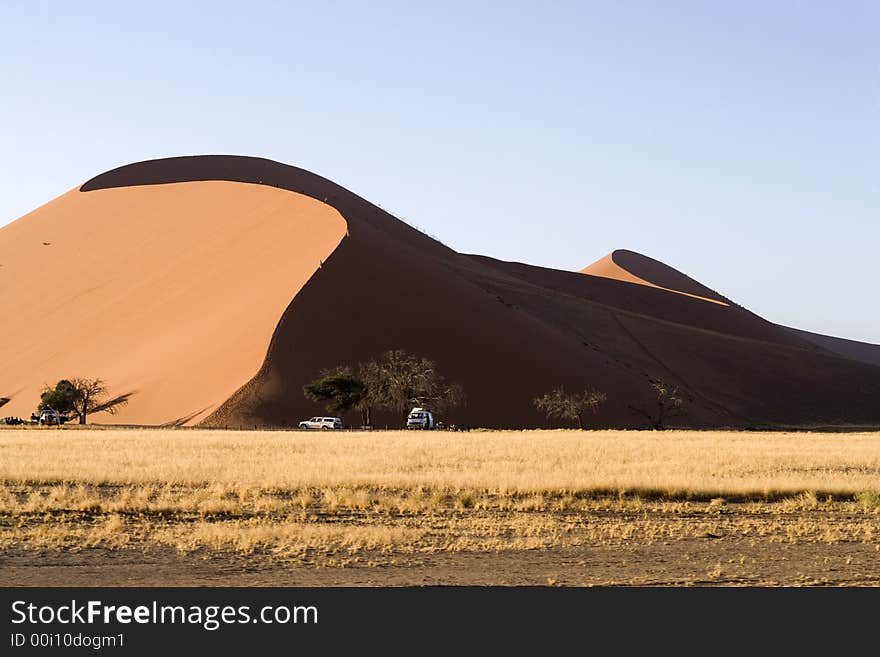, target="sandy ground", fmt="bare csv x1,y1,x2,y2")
4,538,879,587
